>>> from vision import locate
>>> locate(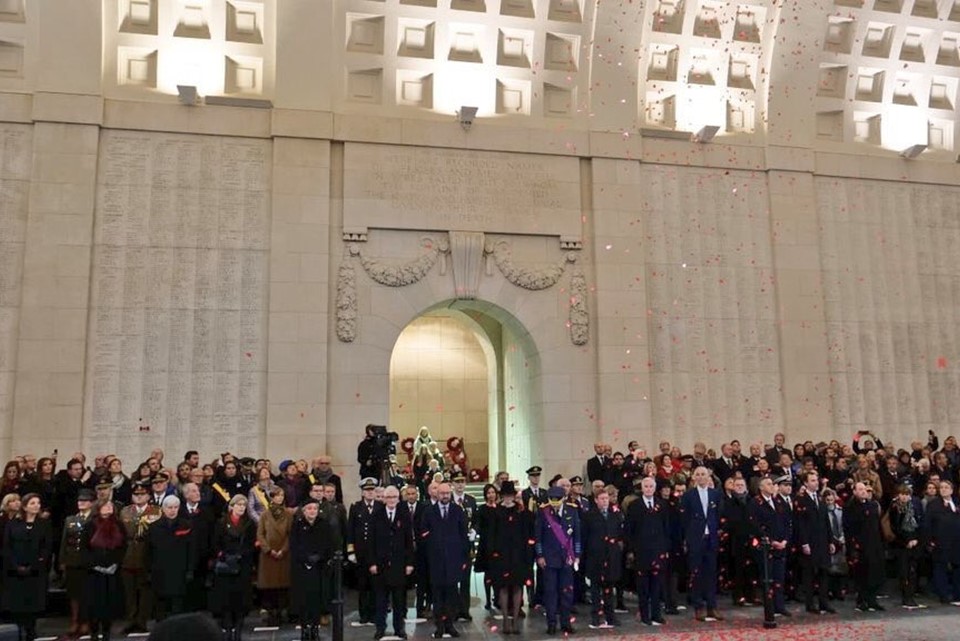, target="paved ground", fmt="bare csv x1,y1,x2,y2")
31,585,960,640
